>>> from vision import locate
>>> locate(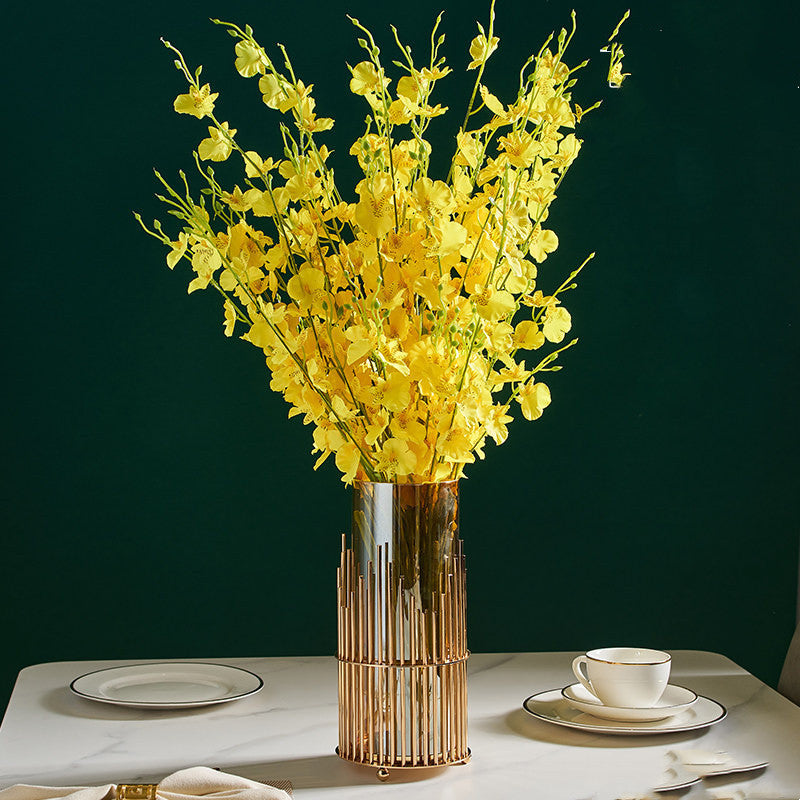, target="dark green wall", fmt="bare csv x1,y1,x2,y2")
3,0,798,716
